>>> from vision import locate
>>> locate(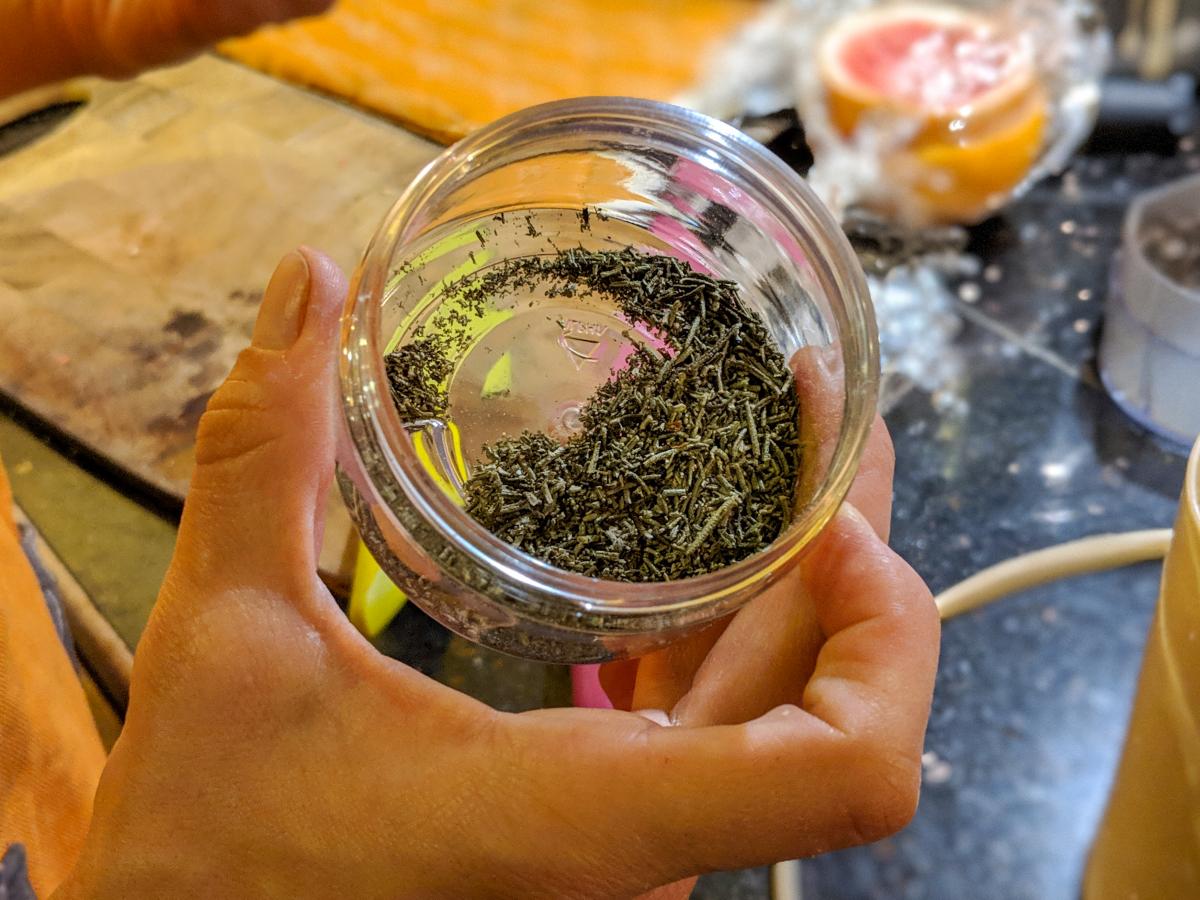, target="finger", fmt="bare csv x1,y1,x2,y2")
508,505,939,881
665,505,884,729
797,504,938,748
599,620,726,713
845,414,894,541
669,565,822,727
790,344,843,498
628,619,727,713
169,248,347,601
791,347,893,540
630,407,894,722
